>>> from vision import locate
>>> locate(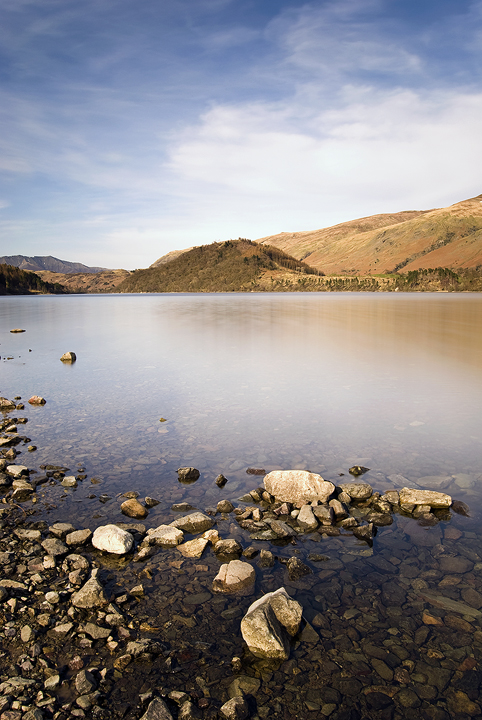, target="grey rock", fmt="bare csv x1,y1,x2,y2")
214,539,243,557
338,483,373,500
241,588,302,660
217,499,235,513
71,571,108,608
297,504,319,530
66,529,92,546
139,697,173,720
312,505,334,525
41,538,69,556
213,560,256,596
220,697,250,720
146,525,184,546
286,557,312,580
75,669,98,695
399,487,452,508
170,512,214,534
177,467,200,482
178,701,202,720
